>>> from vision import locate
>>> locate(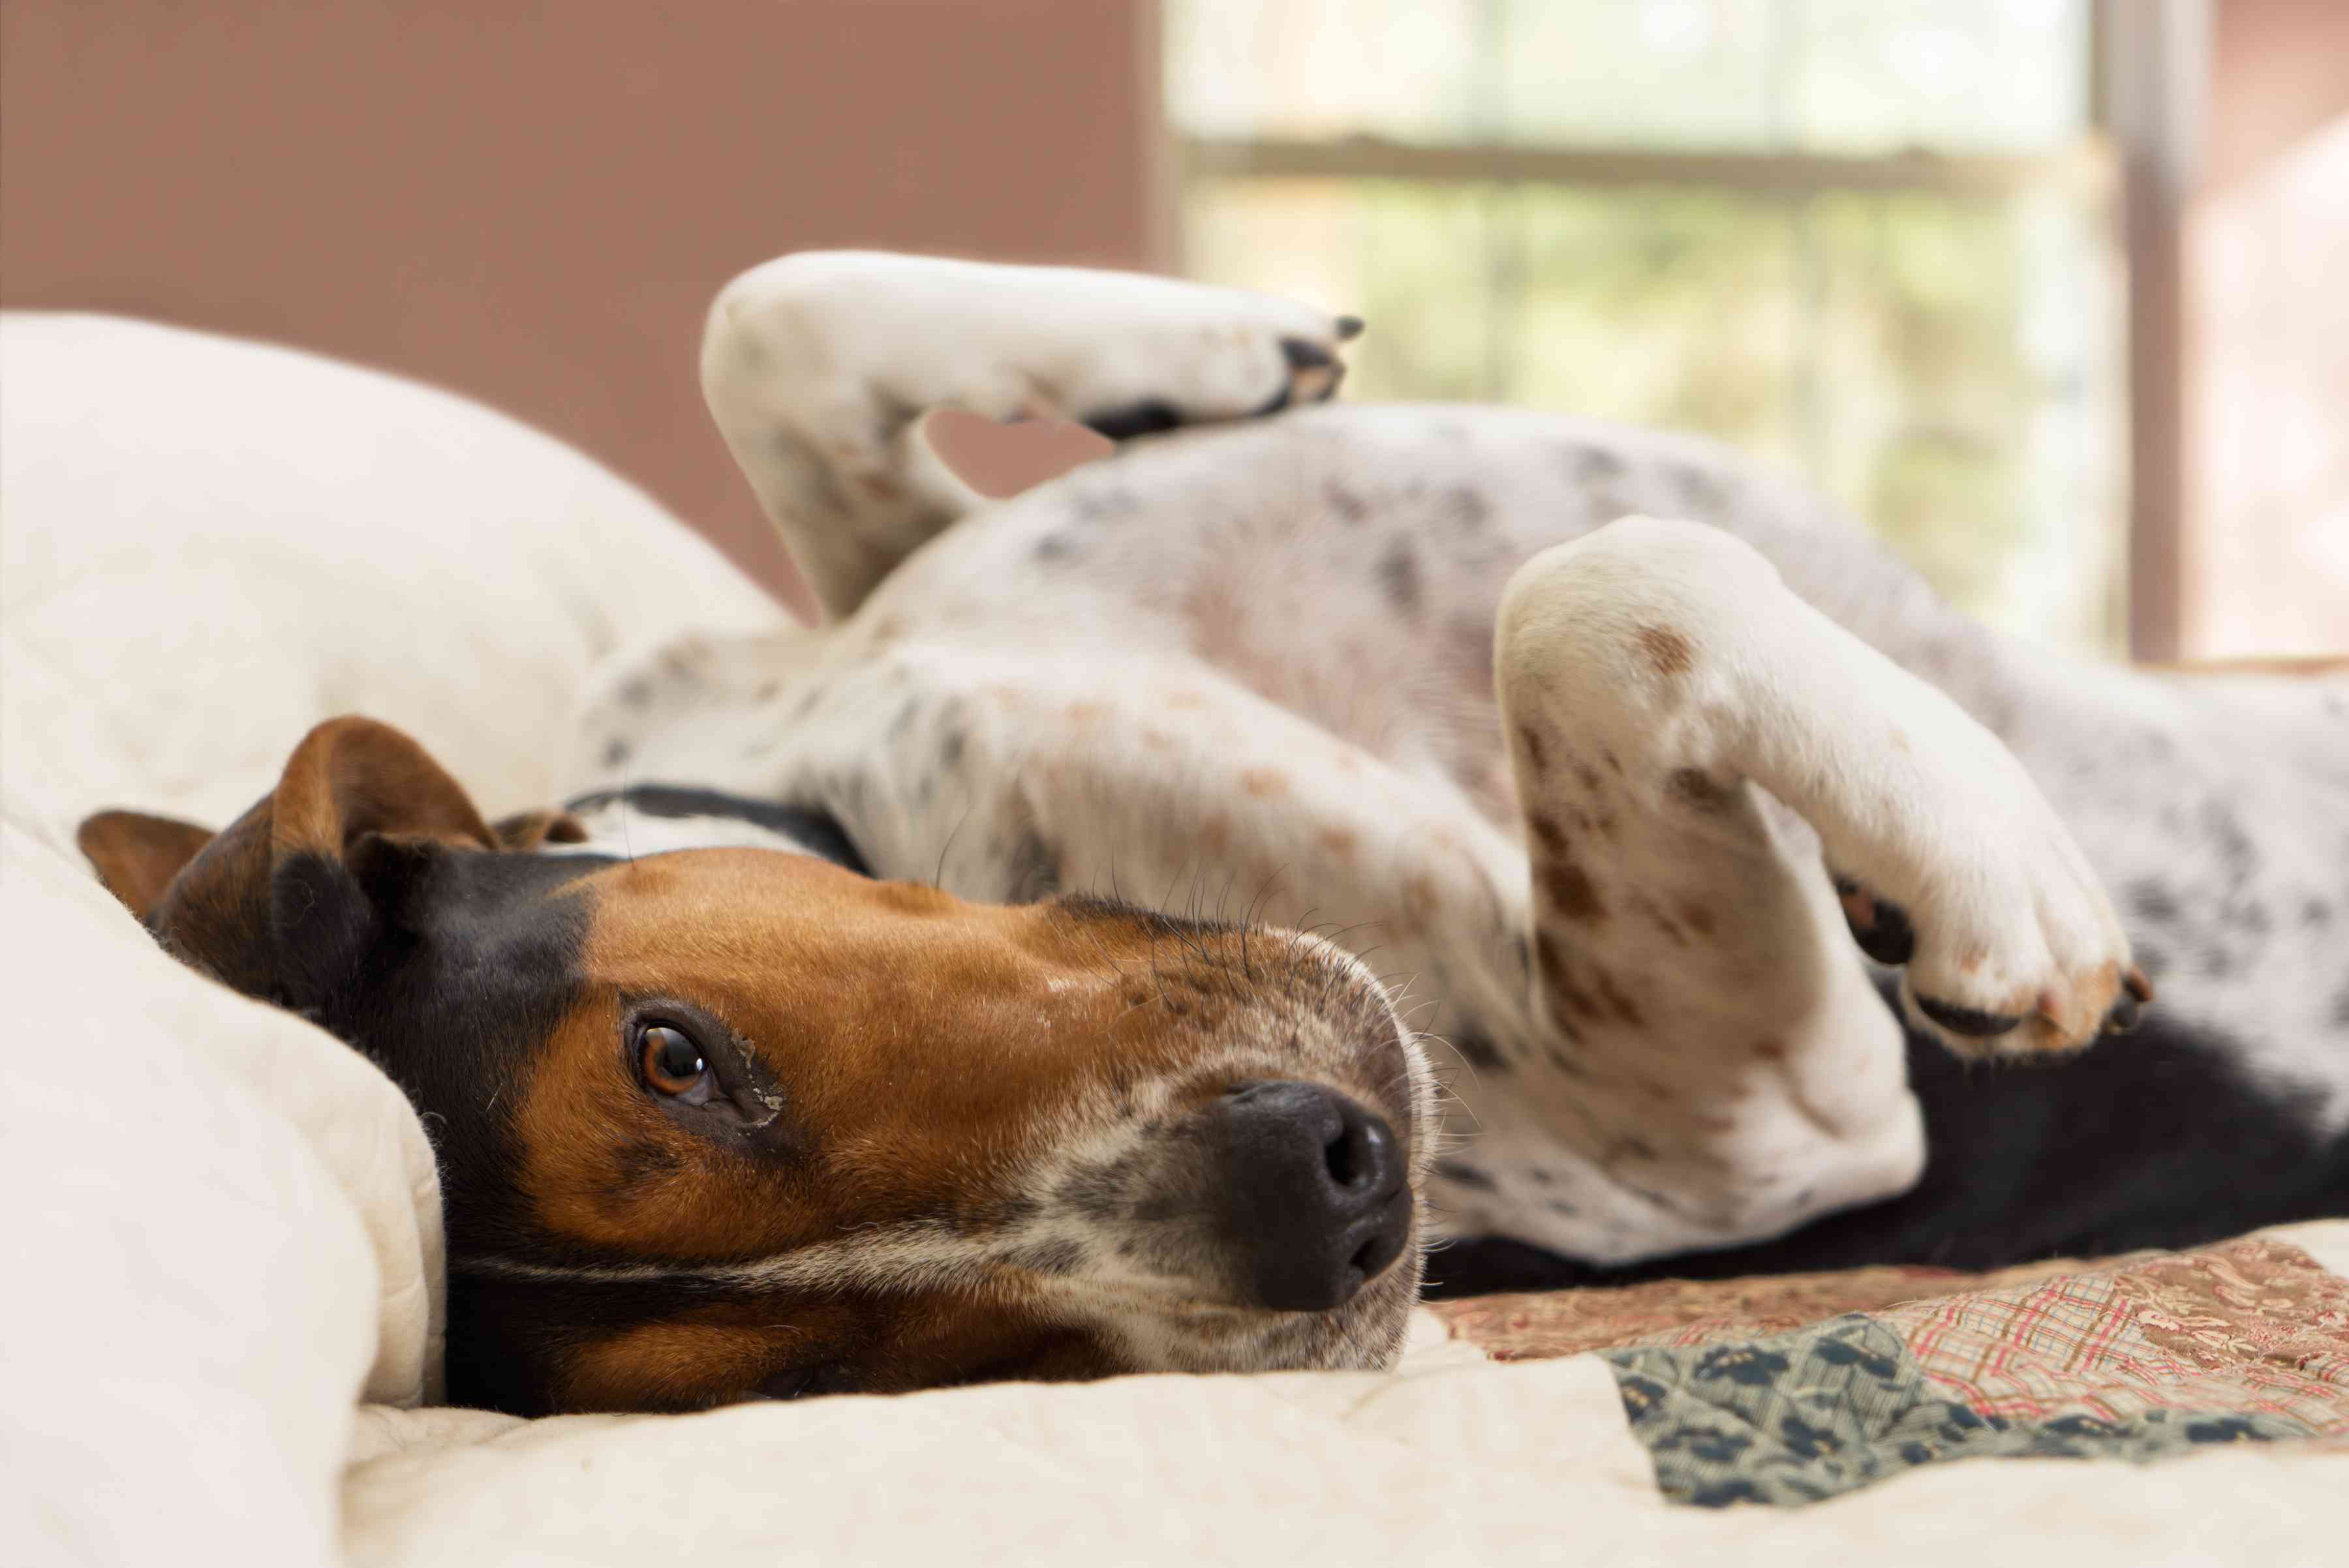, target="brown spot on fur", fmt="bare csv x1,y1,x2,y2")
1529,814,1567,856
1240,767,1289,799
1631,894,1687,947
1066,701,1108,726
1201,816,1232,853
1319,826,1358,859
1517,725,1546,776
1167,690,1208,711
1666,768,1732,812
1591,968,1646,1028
1752,1038,1787,1061
860,473,903,503
1142,728,1174,750
1535,933,1598,1022
1539,859,1606,924
1635,626,1694,678
1678,901,1718,938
